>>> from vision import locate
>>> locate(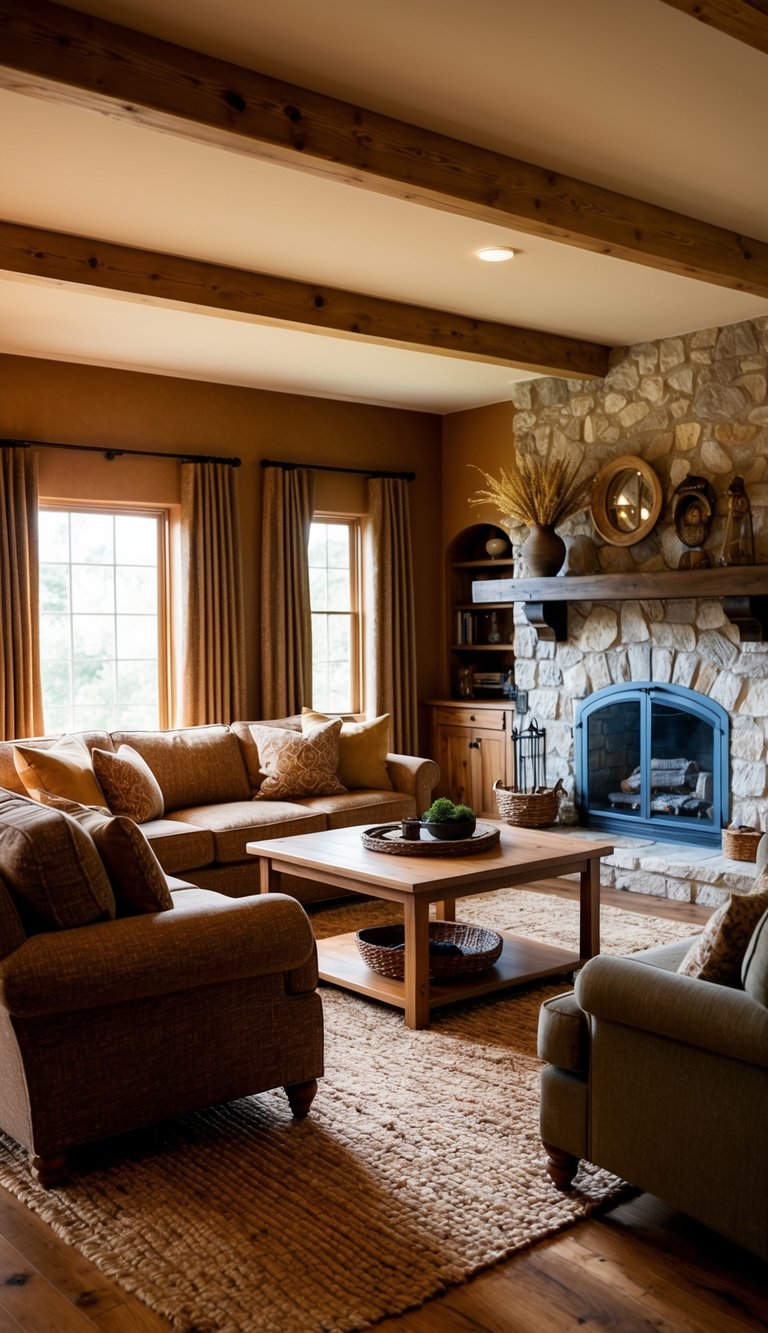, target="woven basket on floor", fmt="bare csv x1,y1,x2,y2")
494,777,564,829
722,826,762,862
355,921,503,981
